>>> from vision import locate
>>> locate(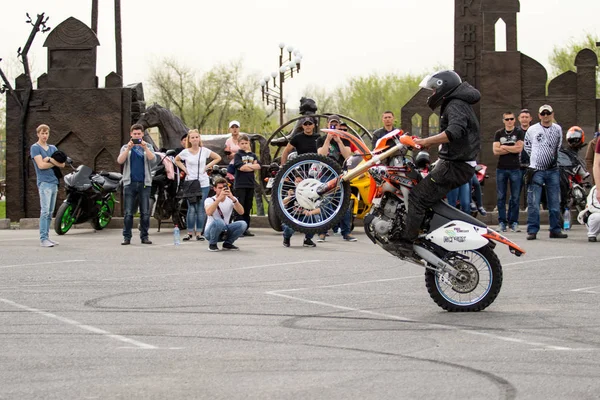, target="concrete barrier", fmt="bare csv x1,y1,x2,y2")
0,219,10,229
